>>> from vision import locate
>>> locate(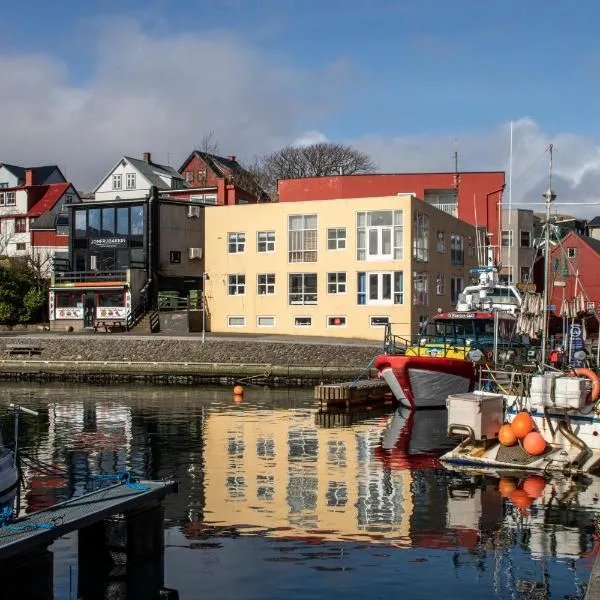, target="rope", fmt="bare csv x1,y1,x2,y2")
351,354,378,385
88,471,150,491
